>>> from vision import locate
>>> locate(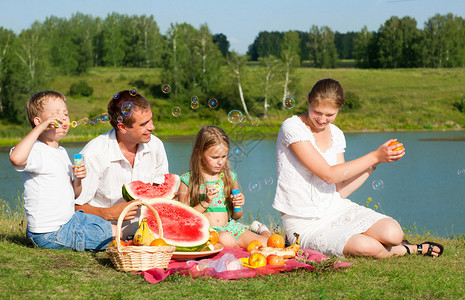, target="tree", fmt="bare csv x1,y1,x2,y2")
258,55,280,118
247,31,284,61
280,31,301,103
101,13,126,67
334,31,357,59
307,26,339,68
227,52,250,119
354,26,376,68
213,33,229,57
0,28,14,114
